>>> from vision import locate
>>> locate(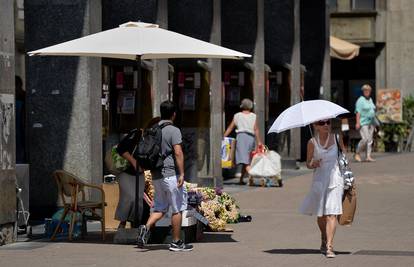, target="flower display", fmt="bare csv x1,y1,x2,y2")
186,182,240,231
144,170,155,200
200,200,227,231
145,178,240,232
